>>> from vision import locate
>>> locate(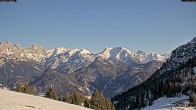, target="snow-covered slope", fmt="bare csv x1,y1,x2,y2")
0,89,90,110
45,48,94,73
142,96,195,110
45,46,168,73
0,42,46,62
98,47,168,64
99,47,139,63
143,52,169,63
